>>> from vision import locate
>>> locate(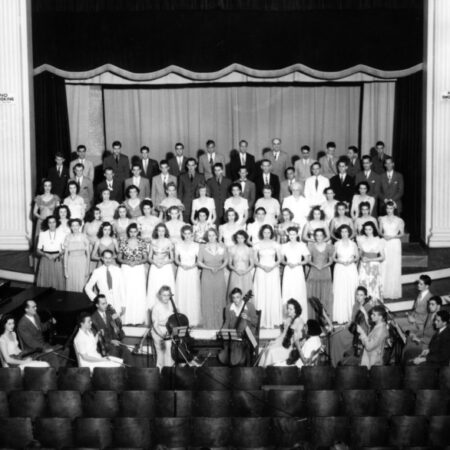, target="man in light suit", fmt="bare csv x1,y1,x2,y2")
96,167,123,203
255,159,280,199
318,141,338,179
71,163,94,208
355,155,381,207
103,141,130,184
47,152,70,199
329,159,355,205
346,146,362,178
304,162,330,207
85,249,125,316
136,146,159,182
229,140,257,181
266,137,290,181
151,160,177,210
279,167,297,203
235,166,256,215
124,164,151,200
294,145,315,185
198,140,226,180
178,158,205,222
371,140,391,174
405,275,434,331
69,145,95,181
168,142,189,178
207,163,232,226
379,157,404,215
